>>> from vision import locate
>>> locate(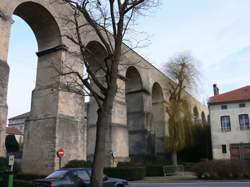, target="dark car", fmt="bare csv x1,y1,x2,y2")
33,168,128,187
